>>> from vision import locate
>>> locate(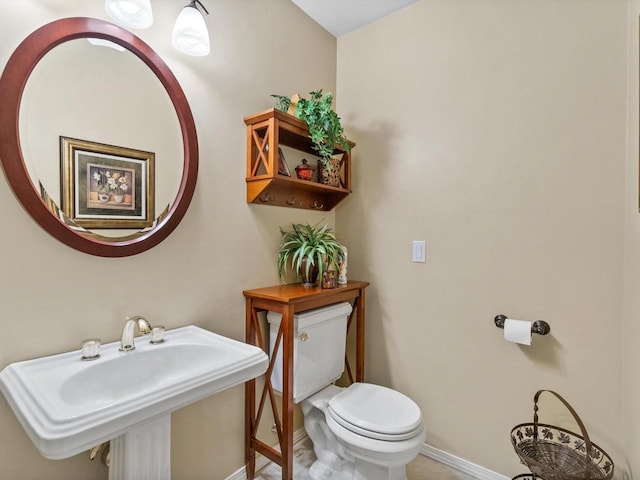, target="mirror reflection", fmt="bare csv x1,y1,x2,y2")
19,39,183,238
